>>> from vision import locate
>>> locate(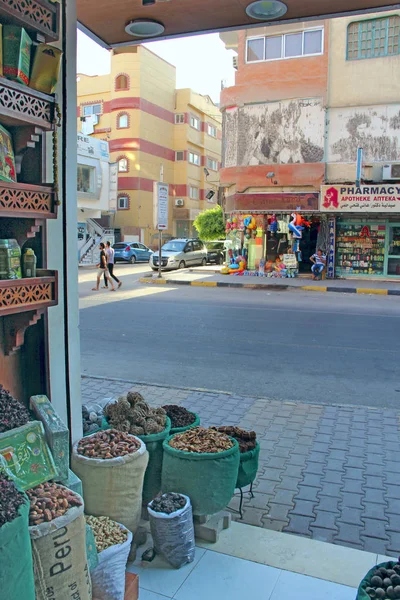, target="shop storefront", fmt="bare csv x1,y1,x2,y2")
321,185,400,278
